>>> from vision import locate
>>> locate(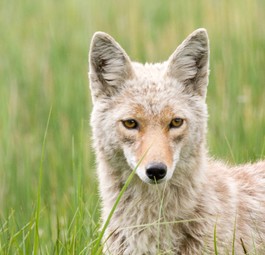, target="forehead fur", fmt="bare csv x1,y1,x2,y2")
113,62,205,110
93,65,207,128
